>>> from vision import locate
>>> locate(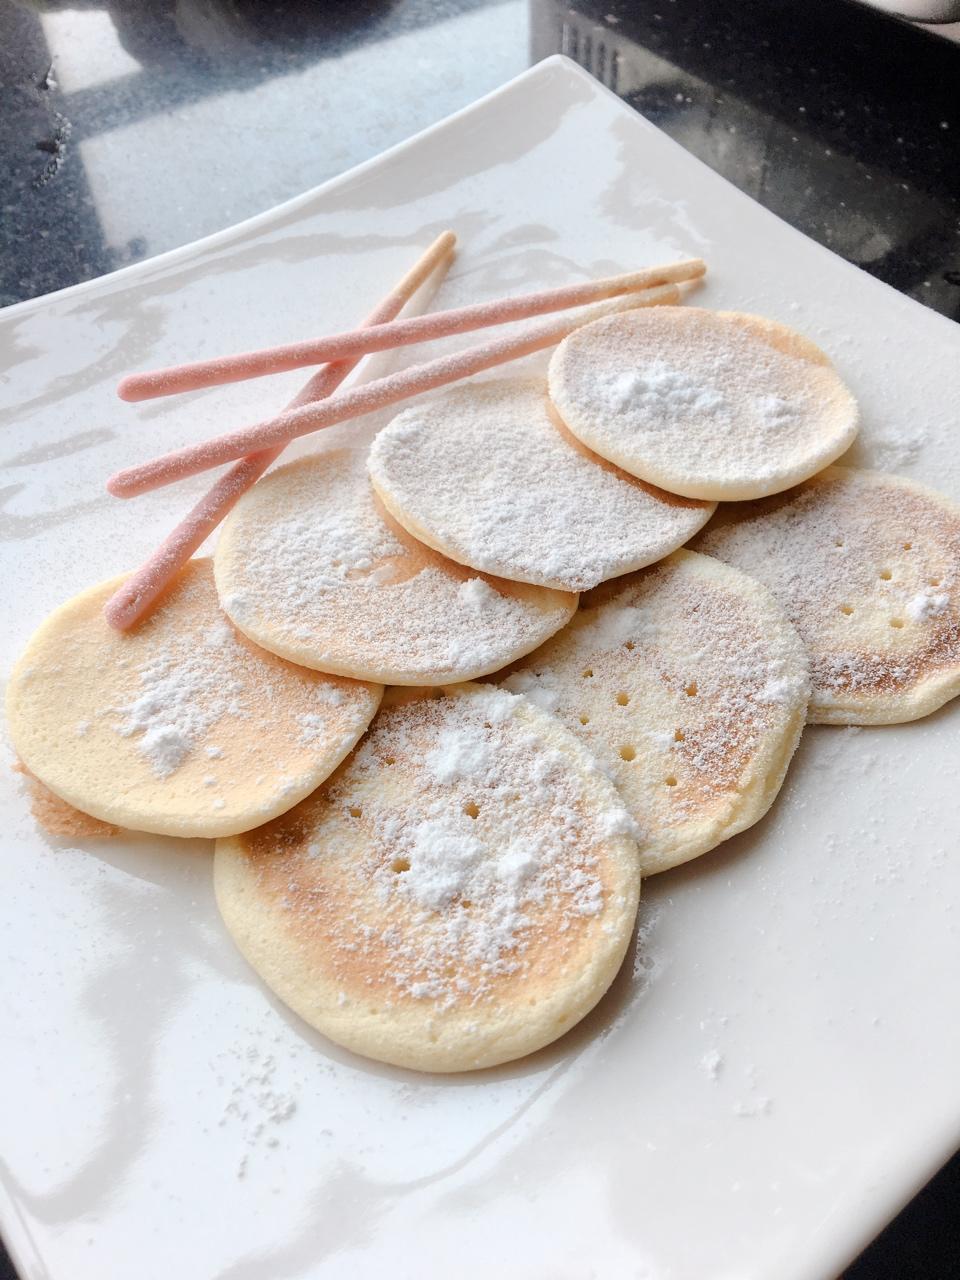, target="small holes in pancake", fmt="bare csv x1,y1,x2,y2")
903,542,913,551
616,691,630,706
582,668,594,679
464,801,480,819
619,745,636,762
624,640,635,651
890,617,905,629
674,729,685,742
579,714,590,725
391,857,410,874
840,604,854,616
349,806,362,818
879,569,892,581
684,681,698,697
460,899,472,910
665,775,678,787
